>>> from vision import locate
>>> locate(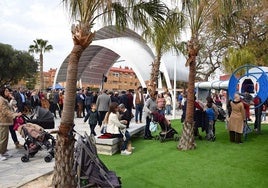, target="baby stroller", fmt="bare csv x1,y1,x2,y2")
13,113,56,163
73,133,121,187
151,111,179,142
